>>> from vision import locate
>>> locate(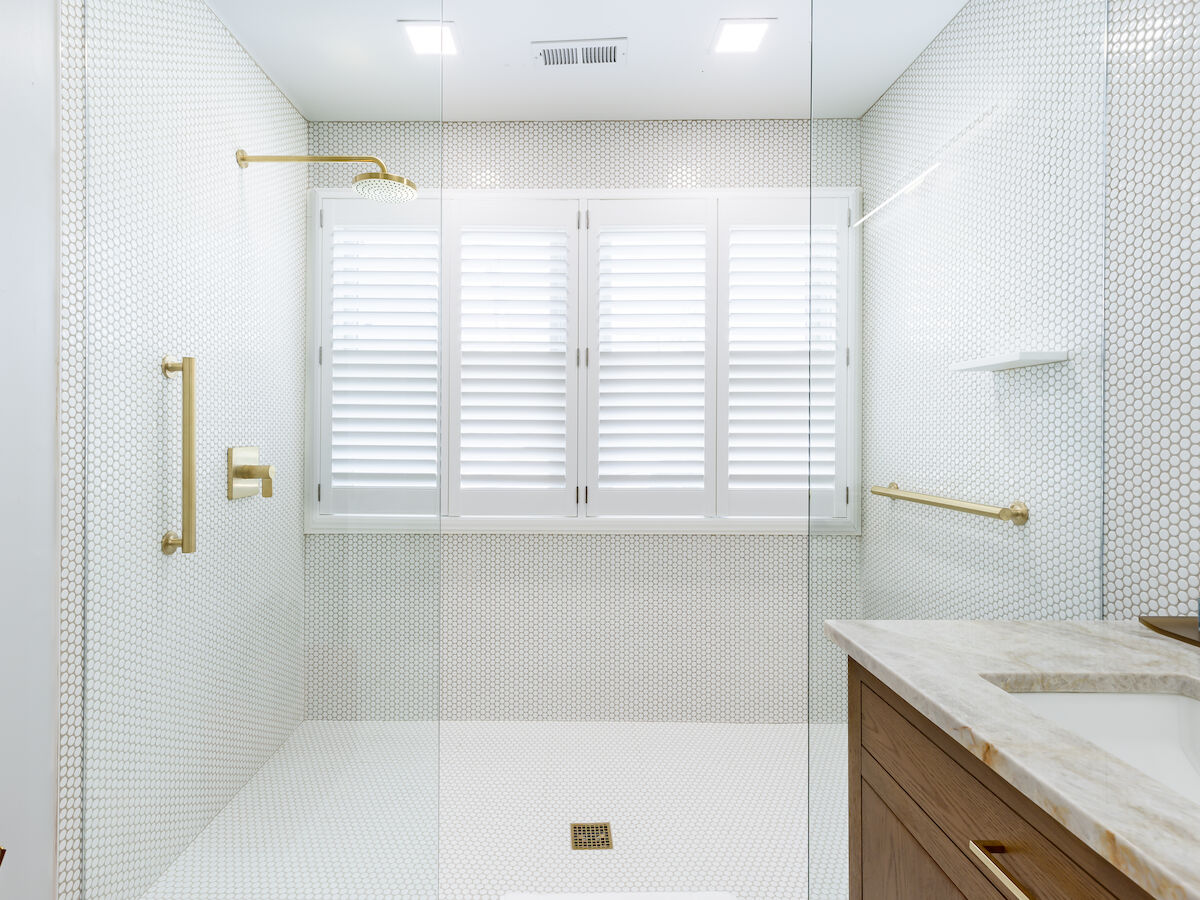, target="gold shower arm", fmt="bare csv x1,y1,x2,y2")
235,150,388,173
